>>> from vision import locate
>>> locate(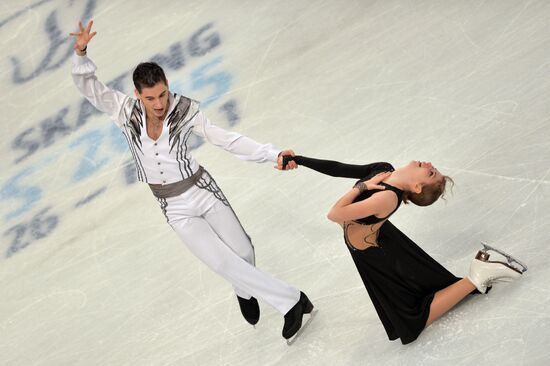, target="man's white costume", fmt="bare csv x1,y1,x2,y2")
72,54,300,315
